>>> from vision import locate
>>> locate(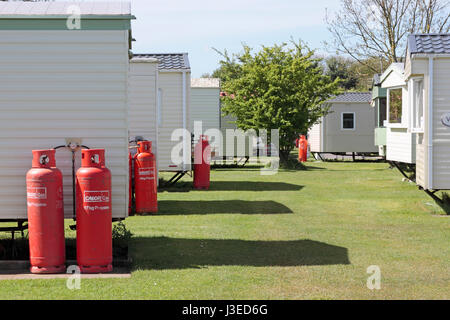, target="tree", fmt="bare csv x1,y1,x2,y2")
325,56,359,90
326,0,450,71
348,56,390,90
217,42,340,165
325,55,391,91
